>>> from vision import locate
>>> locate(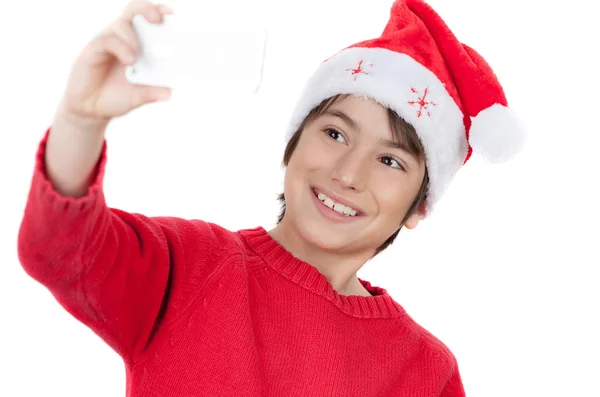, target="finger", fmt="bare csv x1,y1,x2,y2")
92,33,137,65
110,18,141,55
130,85,172,108
121,0,172,23
157,4,174,15
108,3,174,57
